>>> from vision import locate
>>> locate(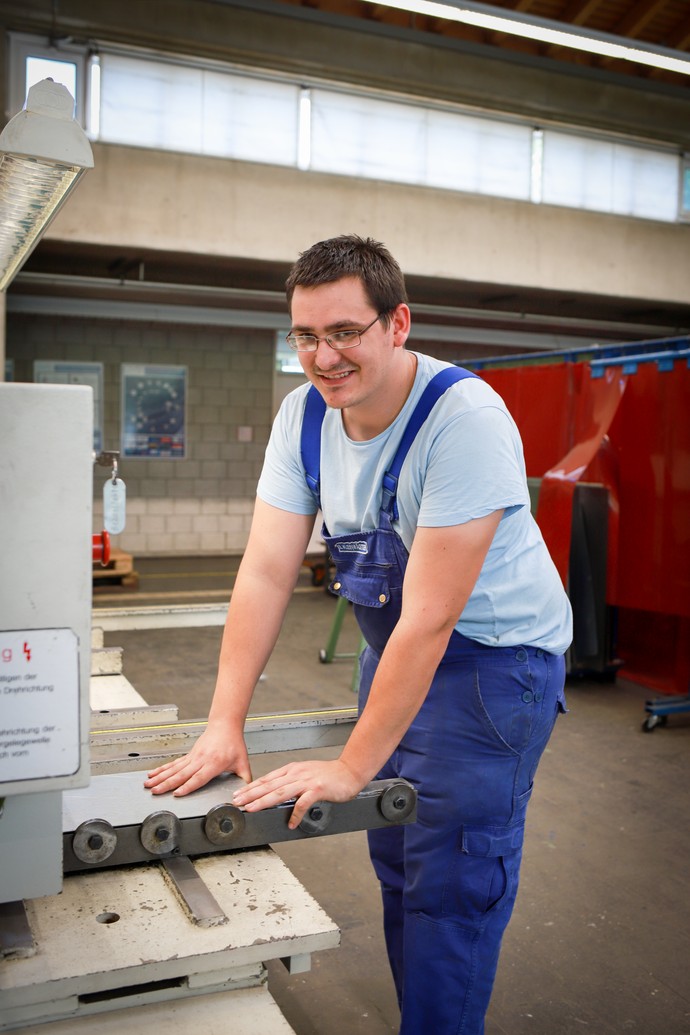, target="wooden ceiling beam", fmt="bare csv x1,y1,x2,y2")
662,11,690,50
610,0,668,39
560,0,604,27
